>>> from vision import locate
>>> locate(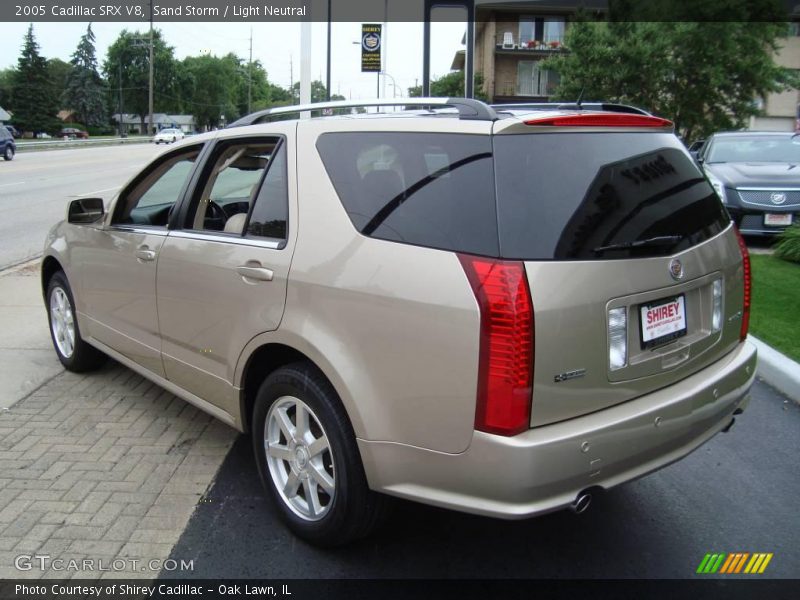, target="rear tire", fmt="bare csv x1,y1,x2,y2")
3,146,13,161
252,362,388,546
46,271,106,372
